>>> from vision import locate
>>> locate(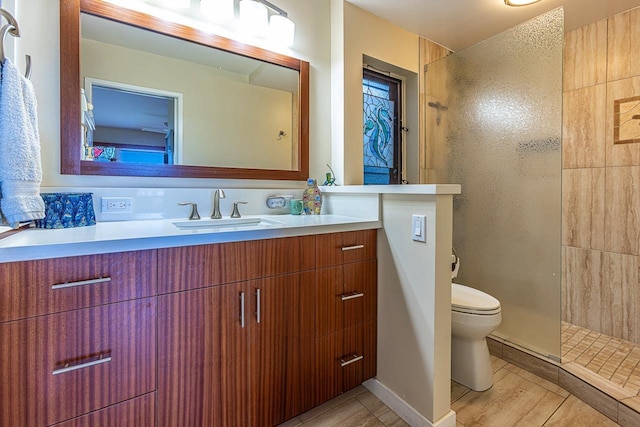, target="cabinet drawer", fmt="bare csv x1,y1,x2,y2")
158,243,238,293
0,298,157,427
51,393,156,427
316,230,376,268
316,260,377,337
315,320,377,405
0,250,157,322
239,235,316,280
